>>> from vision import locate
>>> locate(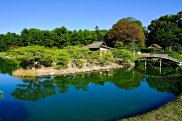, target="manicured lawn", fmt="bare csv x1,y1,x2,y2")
120,96,182,121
